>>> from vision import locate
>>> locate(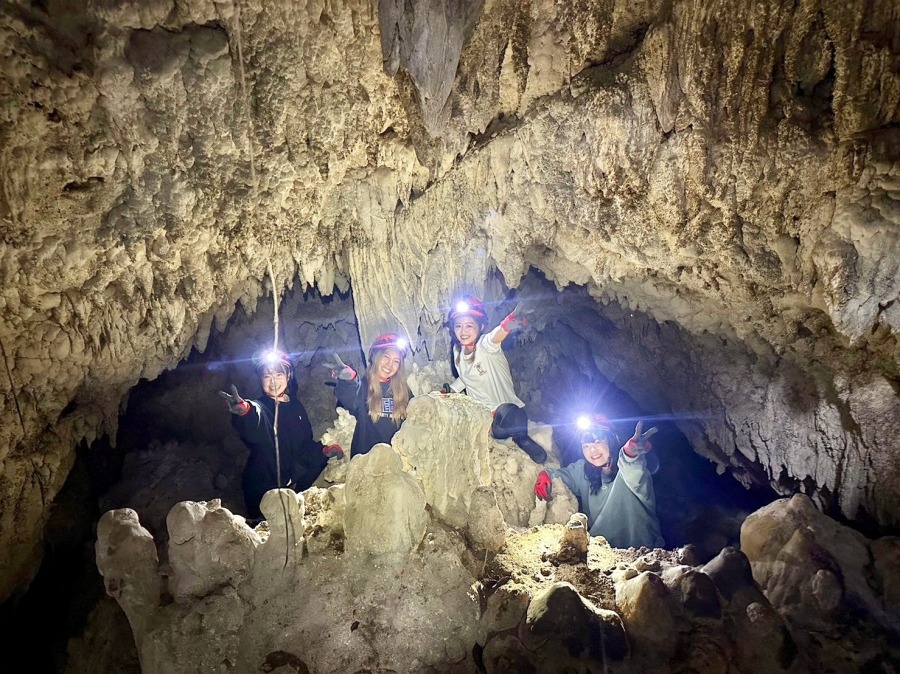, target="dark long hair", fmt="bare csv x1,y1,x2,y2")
581,429,620,494
447,314,487,380
585,457,616,494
